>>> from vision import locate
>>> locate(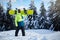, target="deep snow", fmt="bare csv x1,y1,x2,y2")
0,29,60,40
